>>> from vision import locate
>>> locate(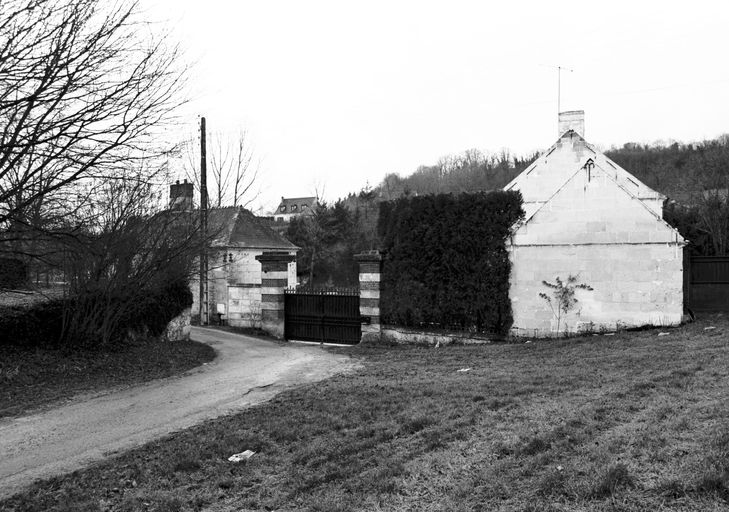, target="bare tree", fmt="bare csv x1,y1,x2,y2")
181,129,260,208
60,168,205,346
0,0,186,236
